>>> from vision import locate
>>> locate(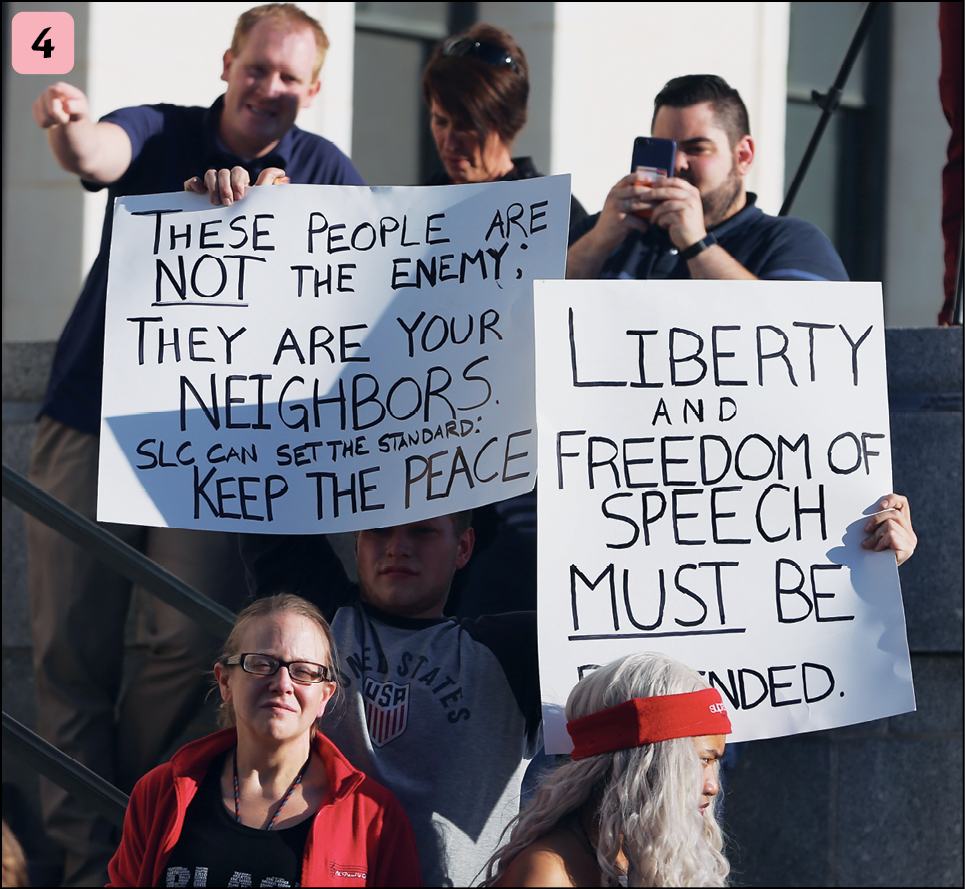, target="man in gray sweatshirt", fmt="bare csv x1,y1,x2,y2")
243,511,541,887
